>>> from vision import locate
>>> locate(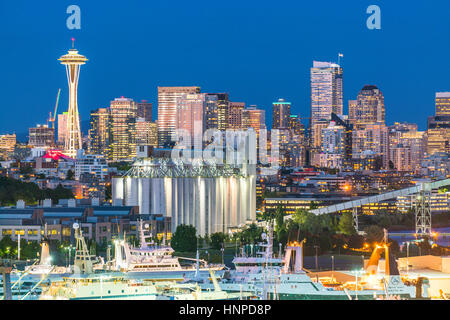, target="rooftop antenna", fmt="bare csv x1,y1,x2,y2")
71,37,75,49
338,53,344,66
